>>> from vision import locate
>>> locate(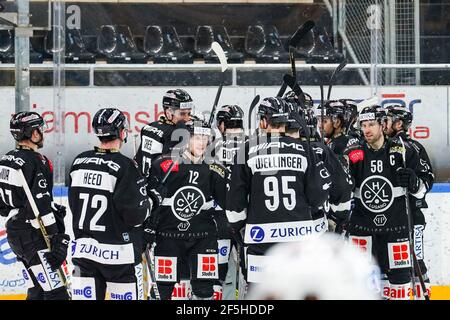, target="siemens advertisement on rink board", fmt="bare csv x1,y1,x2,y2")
0,86,448,181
